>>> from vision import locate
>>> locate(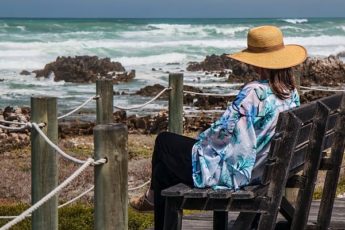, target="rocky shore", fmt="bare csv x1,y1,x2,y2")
187,53,345,86
4,53,344,151
22,56,135,84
